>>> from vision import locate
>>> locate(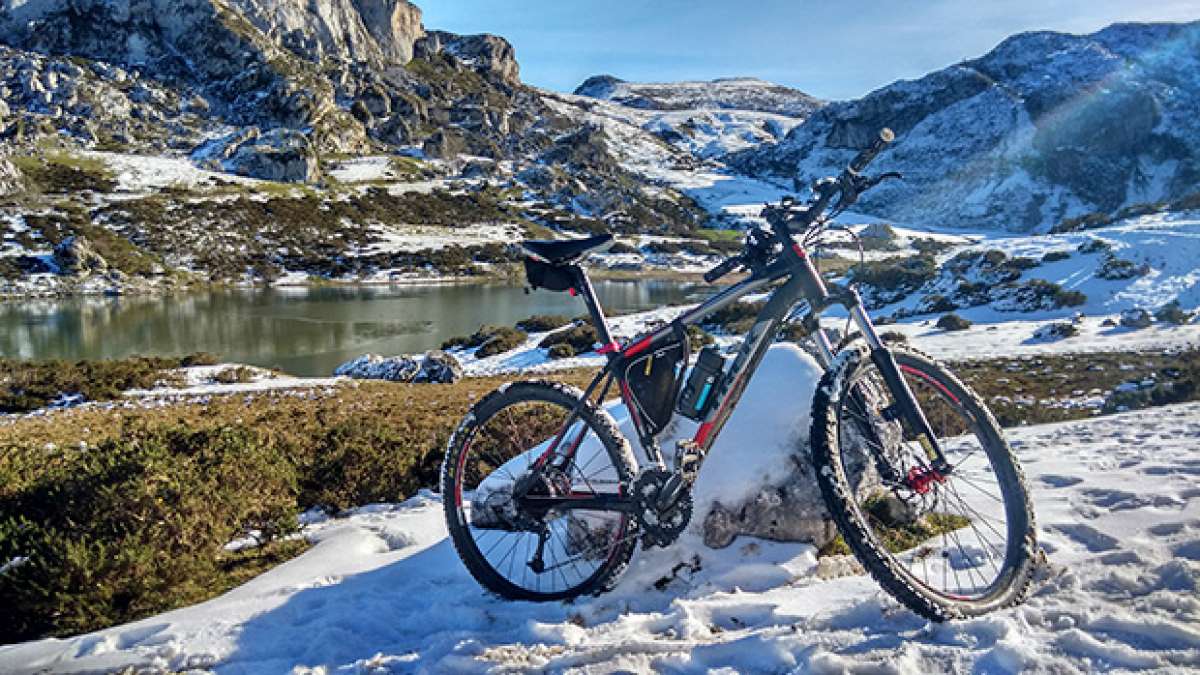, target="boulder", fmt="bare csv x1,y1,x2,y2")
0,155,22,197
1119,308,1153,329
53,236,108,275
334,354,420,382
414,350,463,384
225,128,321,183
